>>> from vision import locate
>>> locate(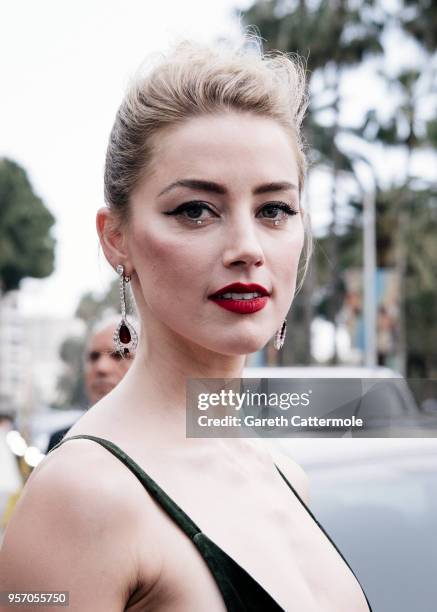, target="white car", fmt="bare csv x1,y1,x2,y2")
241,366,421,434
270,437,437,612
243,365,403,379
